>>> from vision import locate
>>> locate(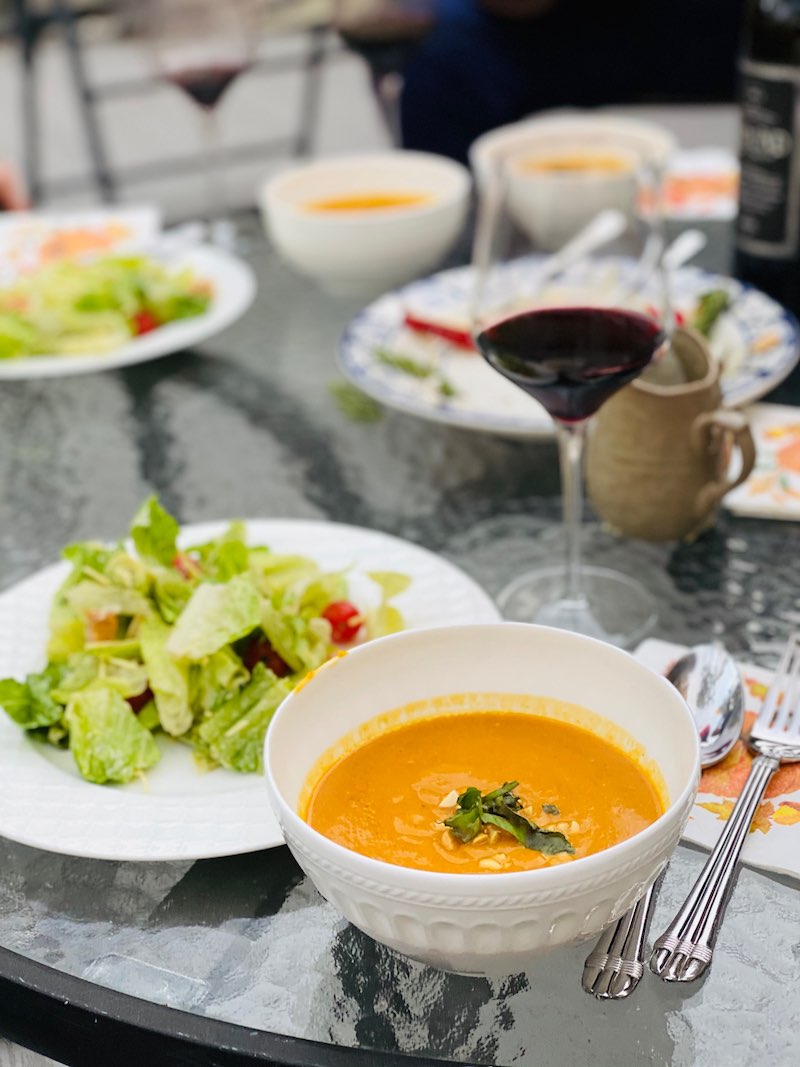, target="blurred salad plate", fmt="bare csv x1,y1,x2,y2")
0,208,255,380
339,257,800,438
0,502,498,861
